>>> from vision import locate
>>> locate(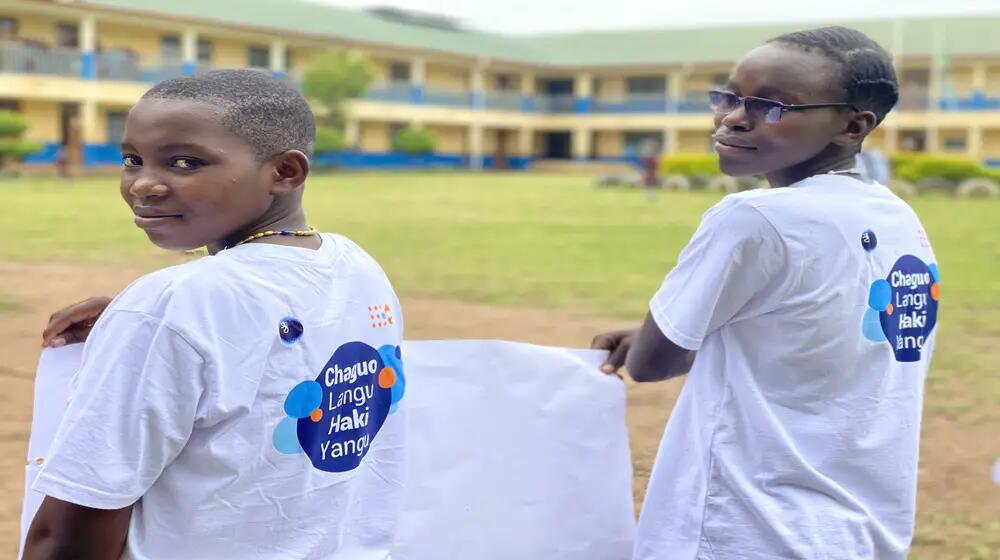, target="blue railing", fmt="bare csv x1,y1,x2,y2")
939,92,1000,111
